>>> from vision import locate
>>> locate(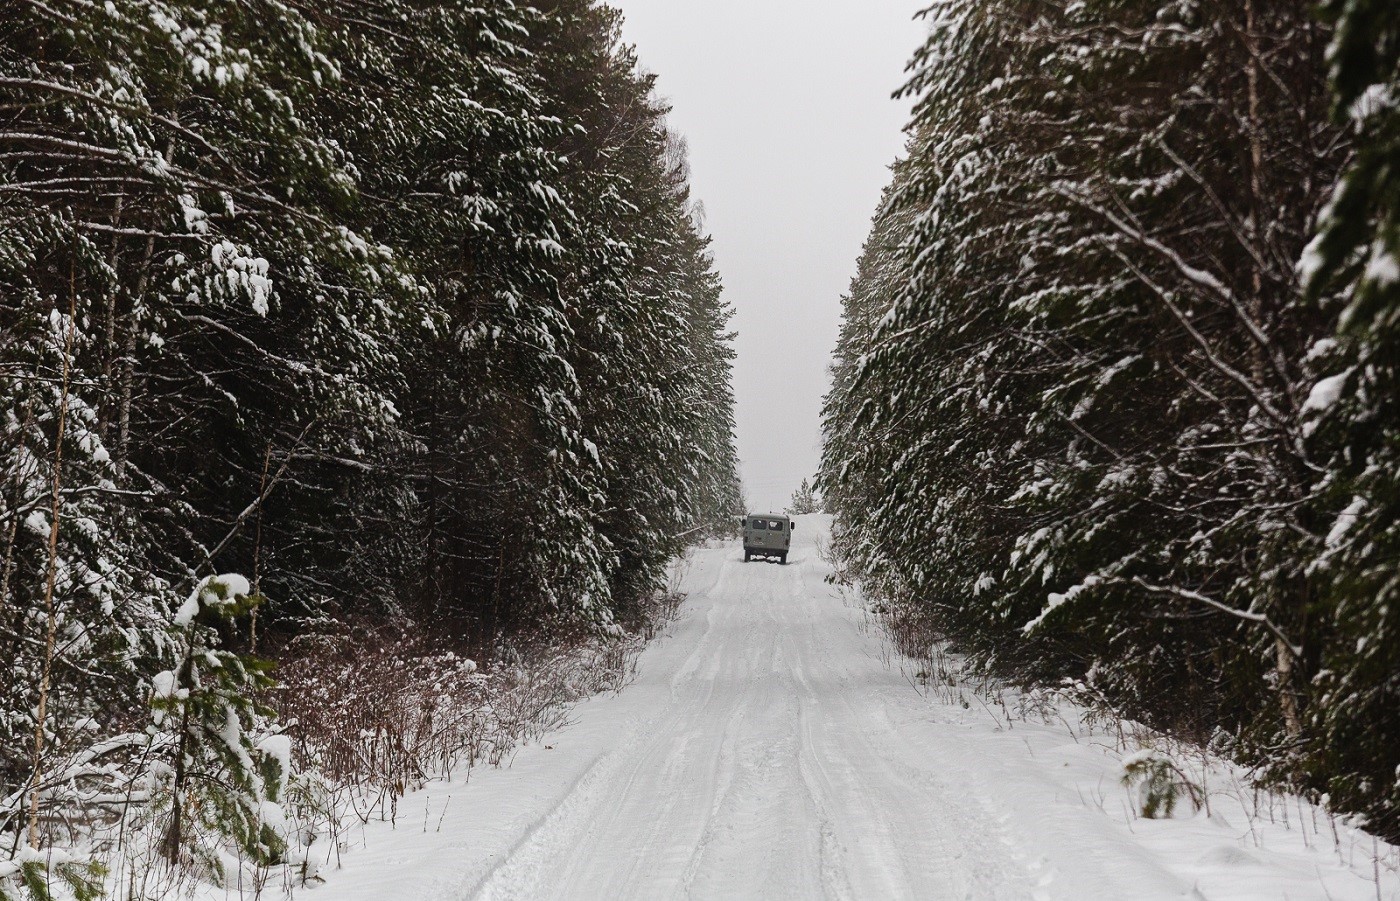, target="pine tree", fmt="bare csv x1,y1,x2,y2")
785,479,821,516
